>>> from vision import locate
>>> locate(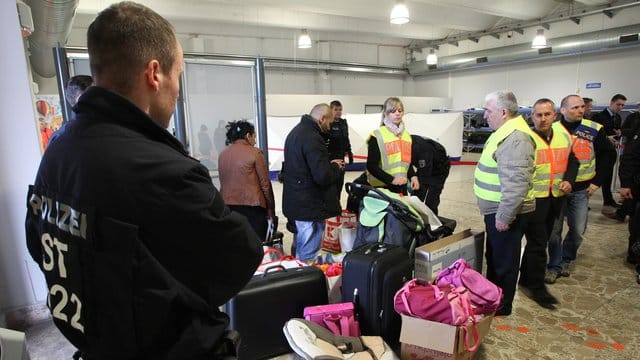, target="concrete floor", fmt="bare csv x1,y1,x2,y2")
23,153,639,360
